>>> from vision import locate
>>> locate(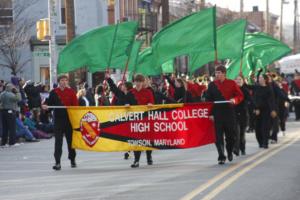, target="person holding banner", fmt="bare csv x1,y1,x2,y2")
42,75,78,171
105,73,137,160
205,65,244,165
130,74,155,168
